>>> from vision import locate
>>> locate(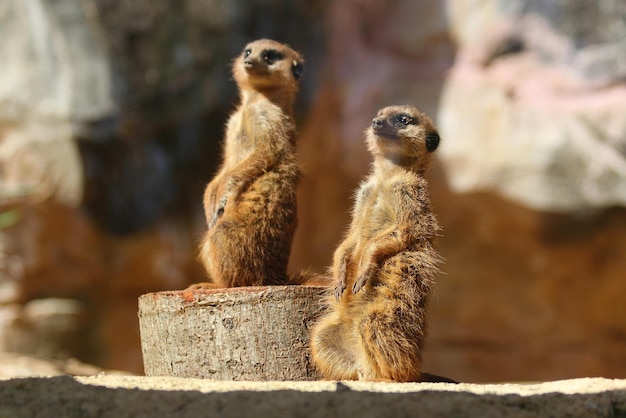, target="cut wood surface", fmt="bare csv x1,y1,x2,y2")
139,286,327,381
